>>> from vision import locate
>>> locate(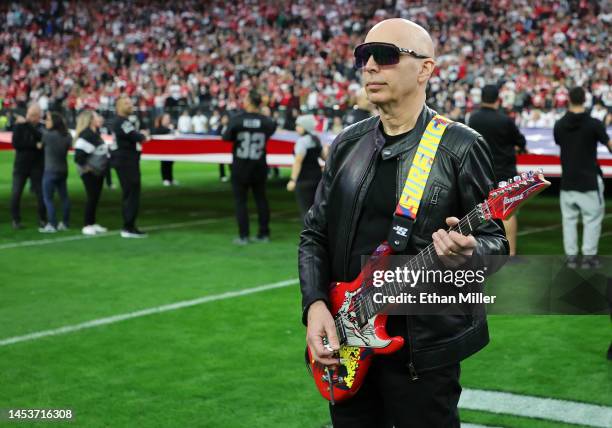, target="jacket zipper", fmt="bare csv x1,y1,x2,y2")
396,156,401,201
430,185,441,205
398,152,418,381
343,144,379,280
